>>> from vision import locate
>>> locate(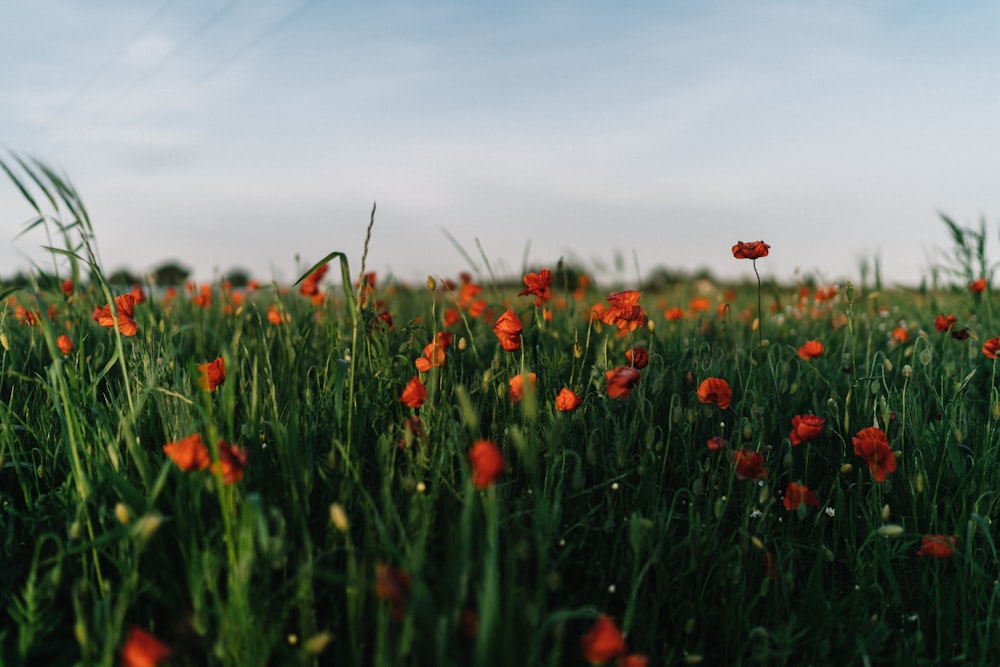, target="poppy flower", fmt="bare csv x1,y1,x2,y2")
443,307,461,327
468,439,504,489
163,433,210,471
555,387,582,411
519,269,553,307
851,426,896,482
916,534,957,559
934,313,957,332
493,309,523,352
212,441,248,484
602,290,646,331
300,263,329,297
697,377,732,410
619,655,650,667
733,448,767,481
983,337,1000,359
782,482,820,511
970,278,987,294
891,327,910,344
92,294,138,336
732,240,770,260
14,305,39,326
508,372,537,404
400,375,427,408
581,615,626,665
625,347,649,369
267,304,284,325
120,626,172,667
664,306,684,321
61,278,74,297
198,356,226,391
789,414,825,445
797,340,824,359
706,436,726,451
415,332,452,371
375,563,412,622
605,366,641,400
56,334,74,355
